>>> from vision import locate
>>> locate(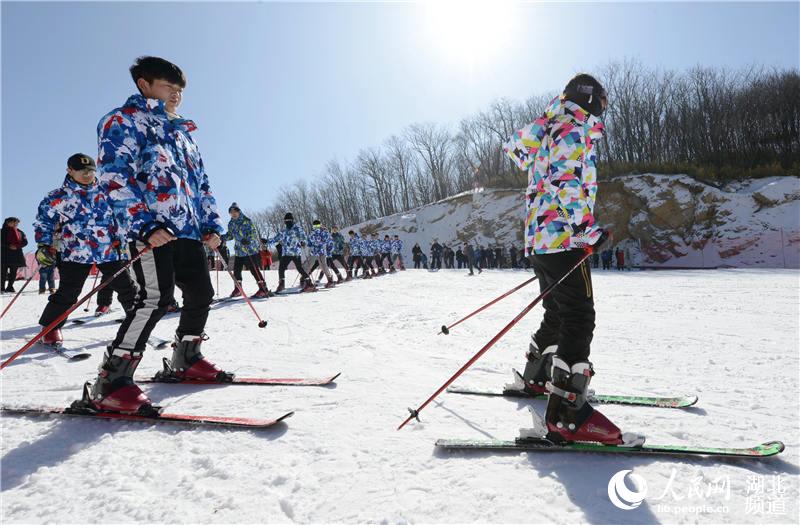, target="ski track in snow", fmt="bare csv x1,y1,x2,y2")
1,268,798,524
